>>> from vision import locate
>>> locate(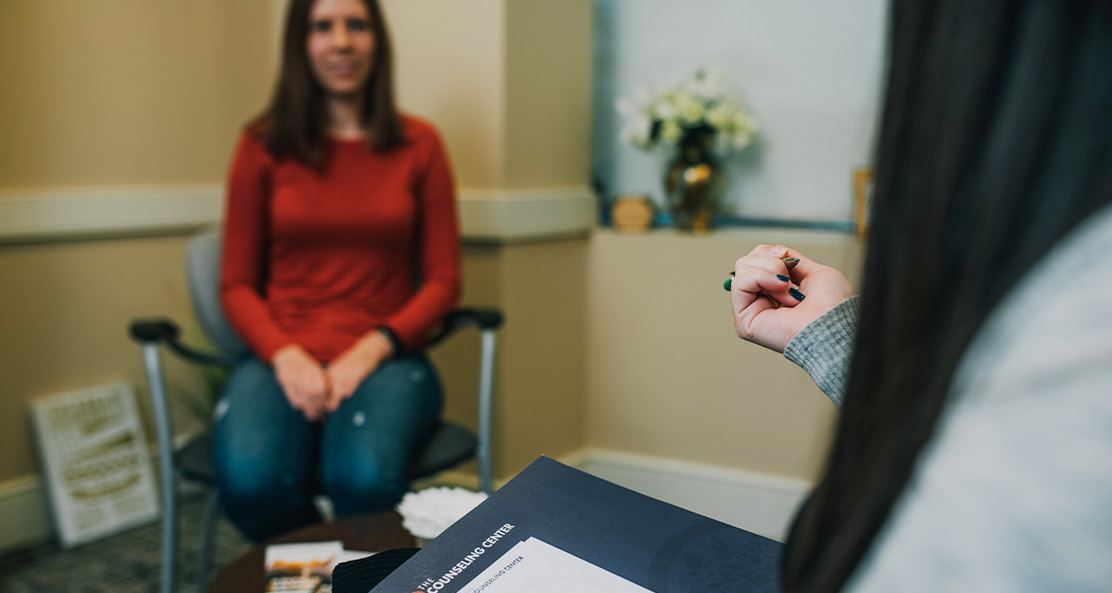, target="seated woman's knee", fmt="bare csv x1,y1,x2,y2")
219,456,303,506
323,454,407,514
